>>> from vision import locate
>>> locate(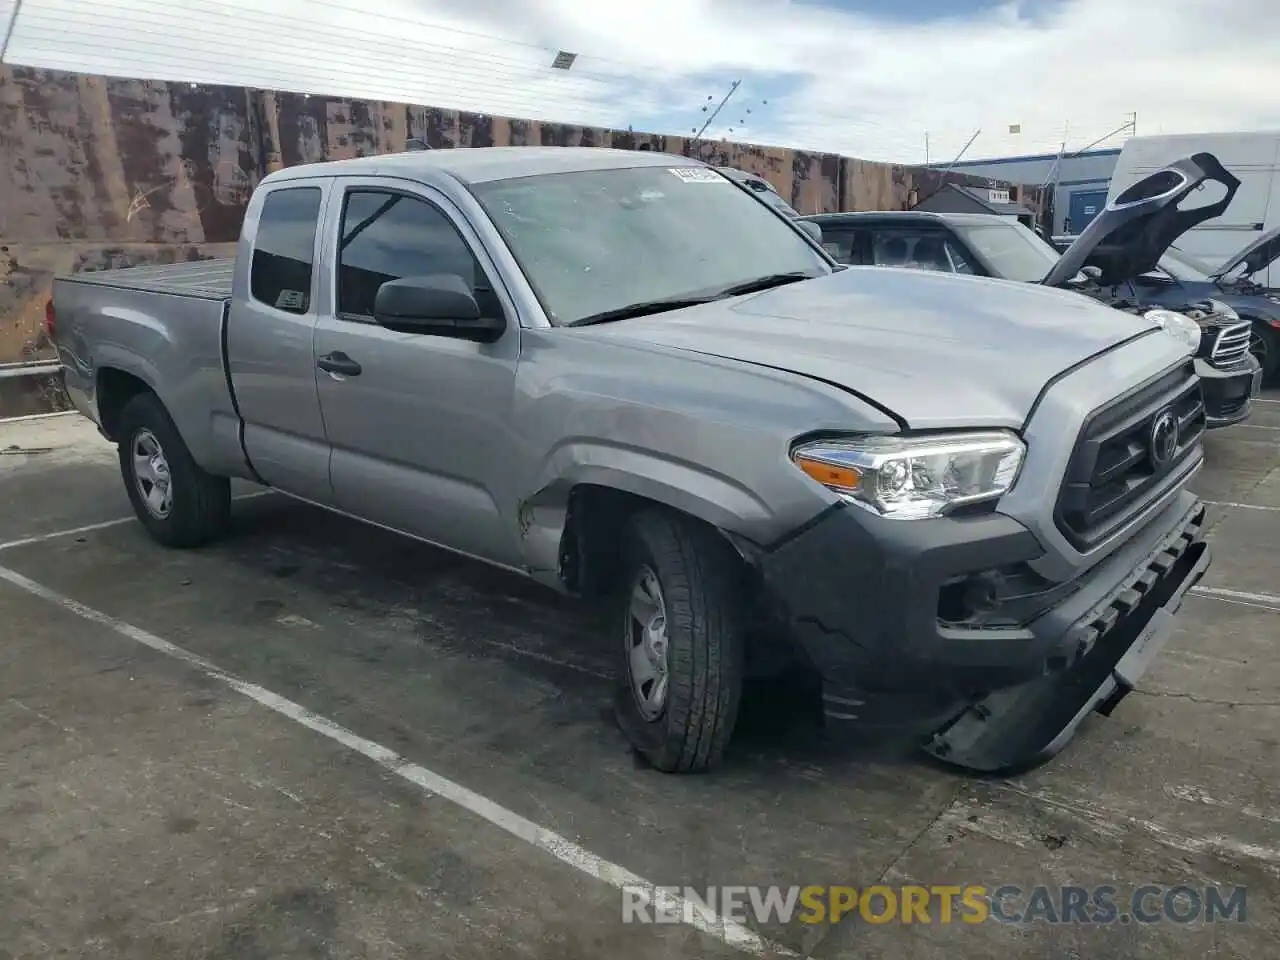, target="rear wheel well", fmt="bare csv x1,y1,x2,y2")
97,368,153,441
